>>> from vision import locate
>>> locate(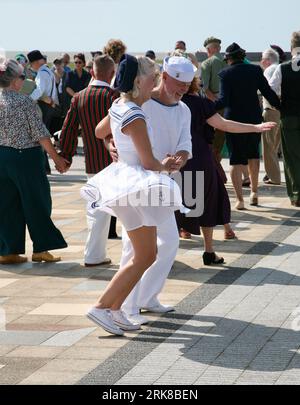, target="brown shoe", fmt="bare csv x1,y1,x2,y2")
84,258,112,267
291,201,300,207
0,254,28,265
250,193,258,206
32,251,61,263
